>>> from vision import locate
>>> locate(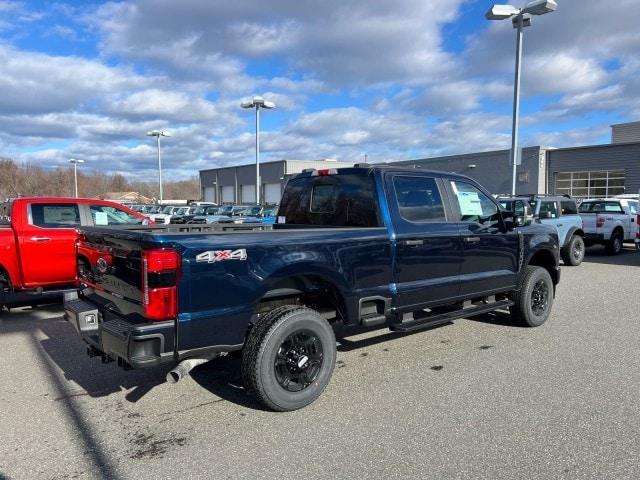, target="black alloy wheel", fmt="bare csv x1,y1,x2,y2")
274,330,324,392
530,279,549,317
